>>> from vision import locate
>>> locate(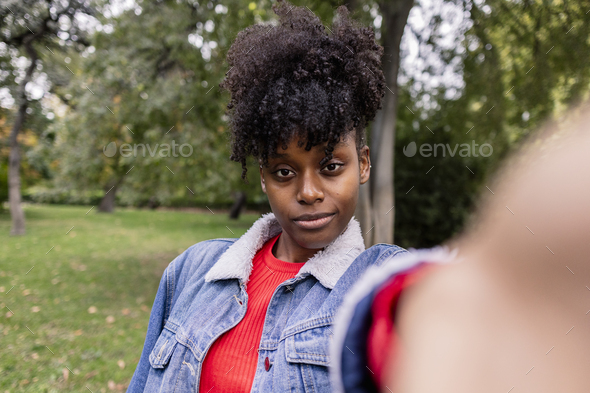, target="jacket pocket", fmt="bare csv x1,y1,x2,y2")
146,327,198,393
149,327,178,369
285,324,333,393
285,324,333,366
